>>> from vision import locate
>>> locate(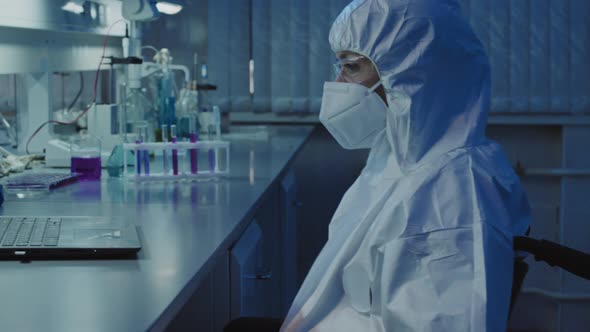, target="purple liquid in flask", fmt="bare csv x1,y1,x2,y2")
71,157,102,180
